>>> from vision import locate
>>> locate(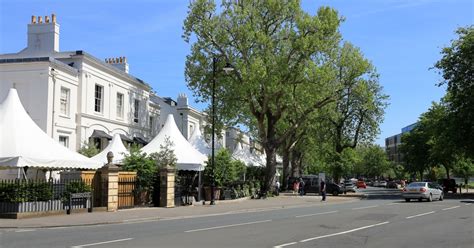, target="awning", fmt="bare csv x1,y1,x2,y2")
134,137,148,145
120,134,133,143
90,130,112,140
